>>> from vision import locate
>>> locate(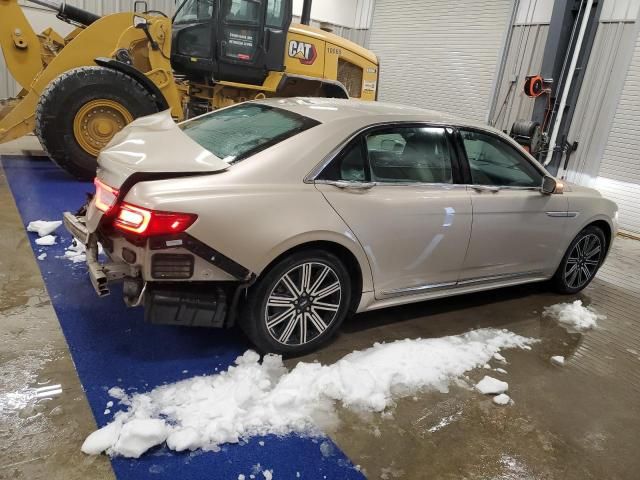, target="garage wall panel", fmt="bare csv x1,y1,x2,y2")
368,0,514,121
563,0,640,235
594,31,640,234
